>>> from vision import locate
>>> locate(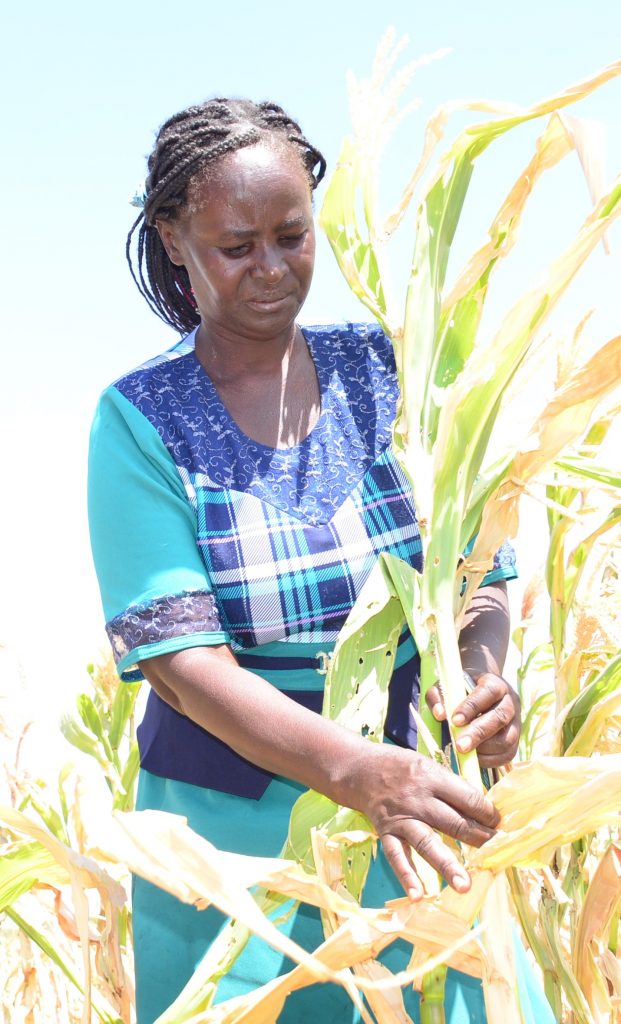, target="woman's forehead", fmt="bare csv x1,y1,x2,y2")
187,143,313,222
